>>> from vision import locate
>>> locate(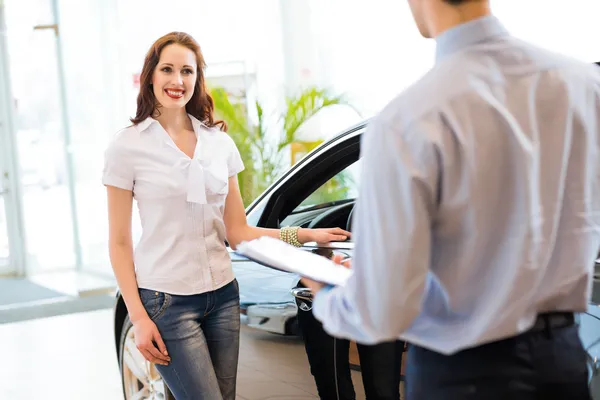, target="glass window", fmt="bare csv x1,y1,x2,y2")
296,159,361,211
0,198,9,270
4,0,78,273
